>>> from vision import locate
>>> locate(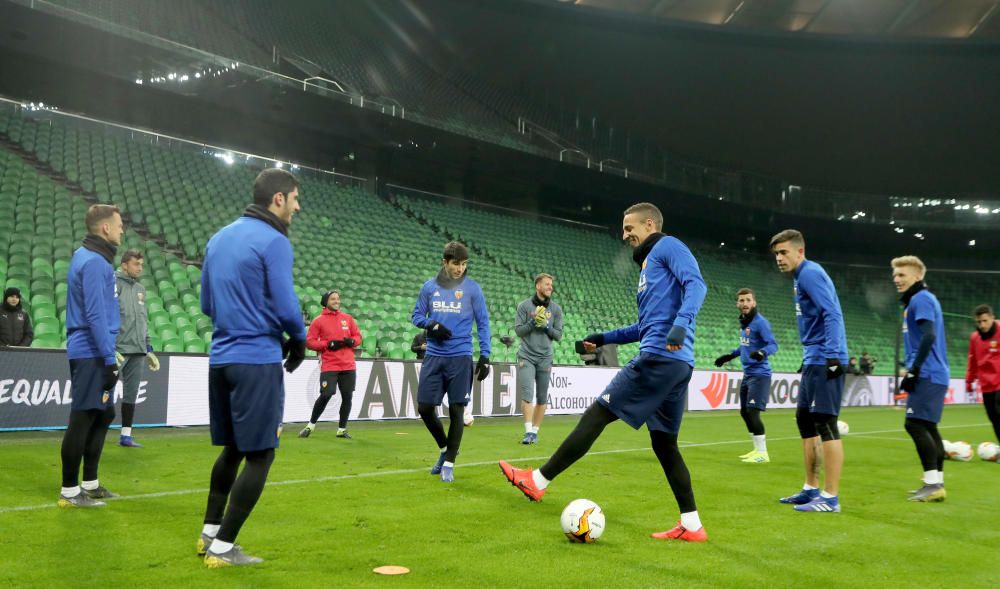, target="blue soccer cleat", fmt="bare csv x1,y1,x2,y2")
778,488,820,505
793,495,840,513
440,465,454,483
430,451,447,475
119,435,143,448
